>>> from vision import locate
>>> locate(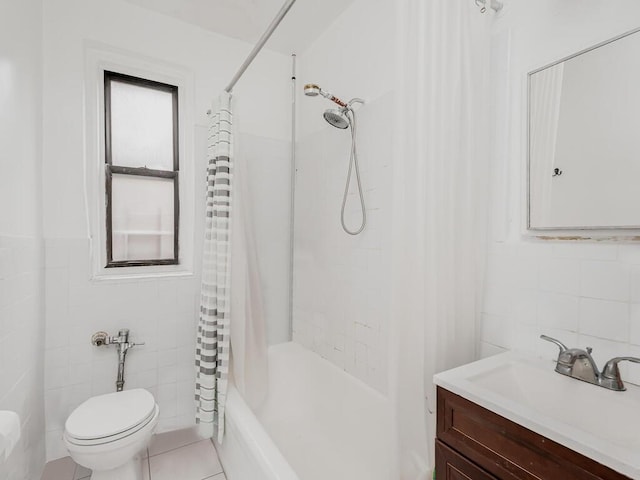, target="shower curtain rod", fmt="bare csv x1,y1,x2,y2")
224,0,297,93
